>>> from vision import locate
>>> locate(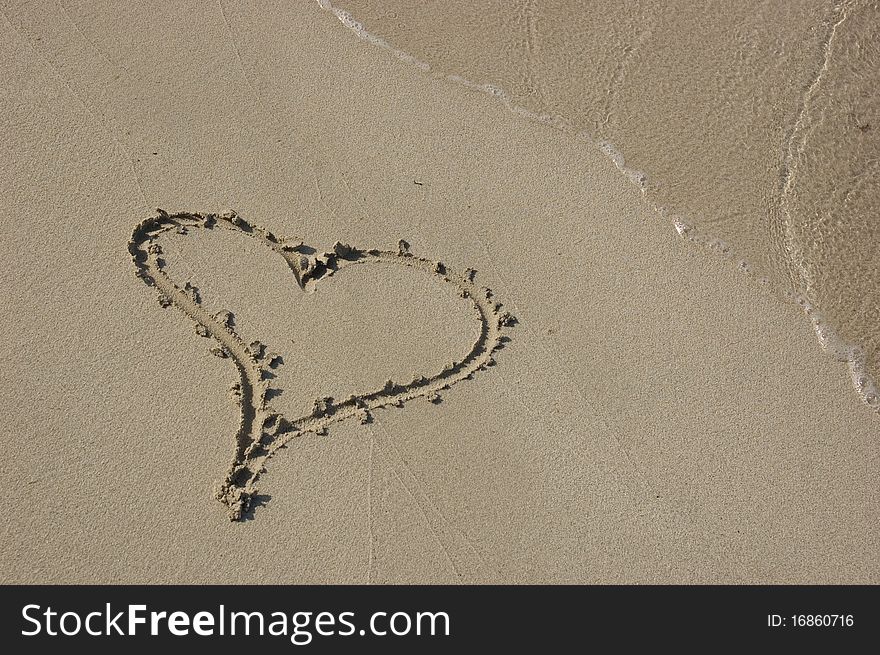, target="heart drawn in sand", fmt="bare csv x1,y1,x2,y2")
129,210,515,521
